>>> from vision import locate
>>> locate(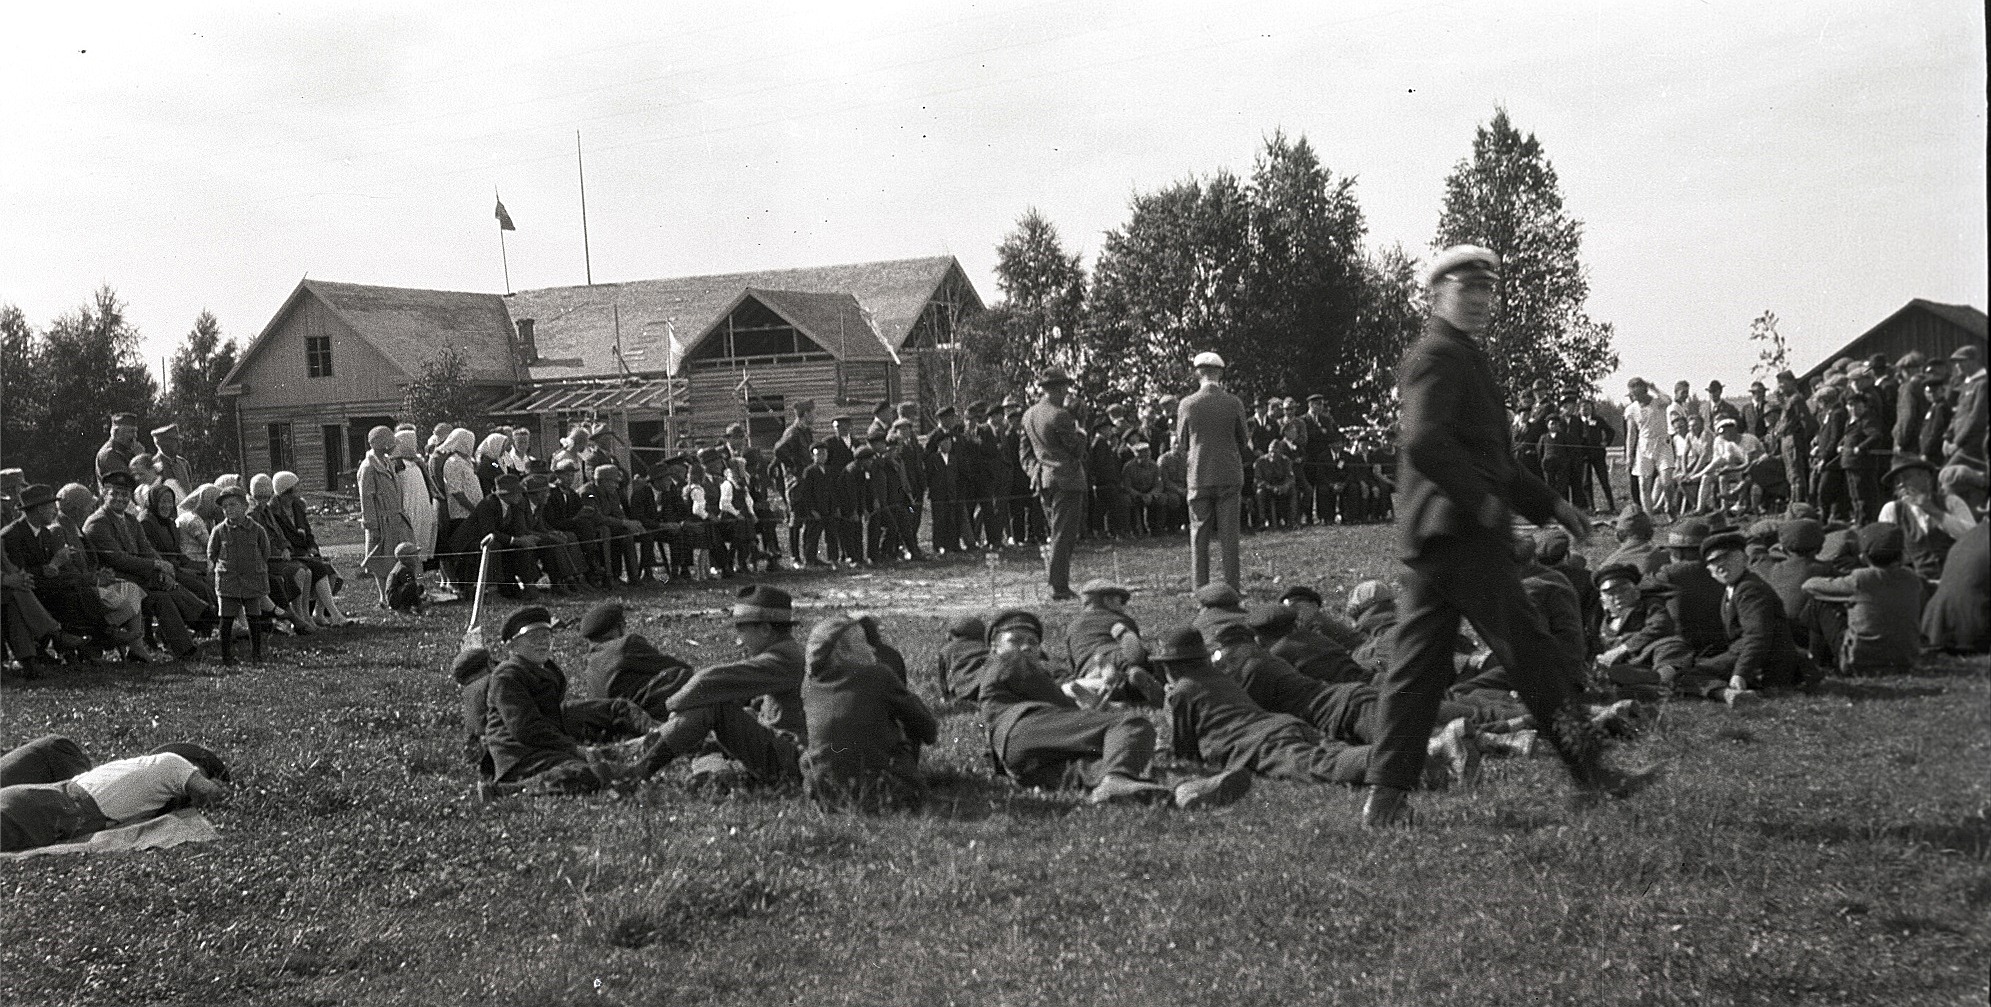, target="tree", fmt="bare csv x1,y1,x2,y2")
2,287,159,485
959,209,1090,397
1747,310,1789,382
1088,171,1251,399
1338,245,1425,427
401,346,487,434
1235,130,1369,403
163,310,241,477
1434,108,1618,396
